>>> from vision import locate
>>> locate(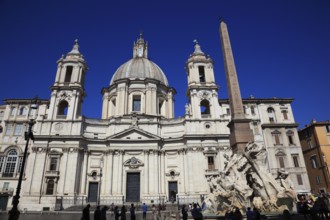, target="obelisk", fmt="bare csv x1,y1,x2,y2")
219,20,254,154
